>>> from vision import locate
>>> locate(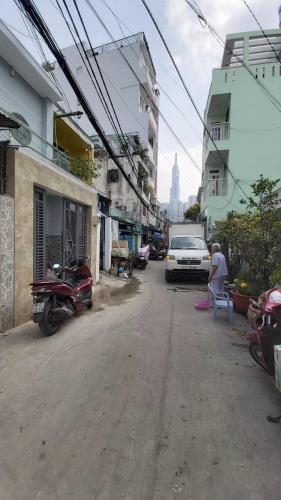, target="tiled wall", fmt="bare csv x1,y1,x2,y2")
0,195,14,331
